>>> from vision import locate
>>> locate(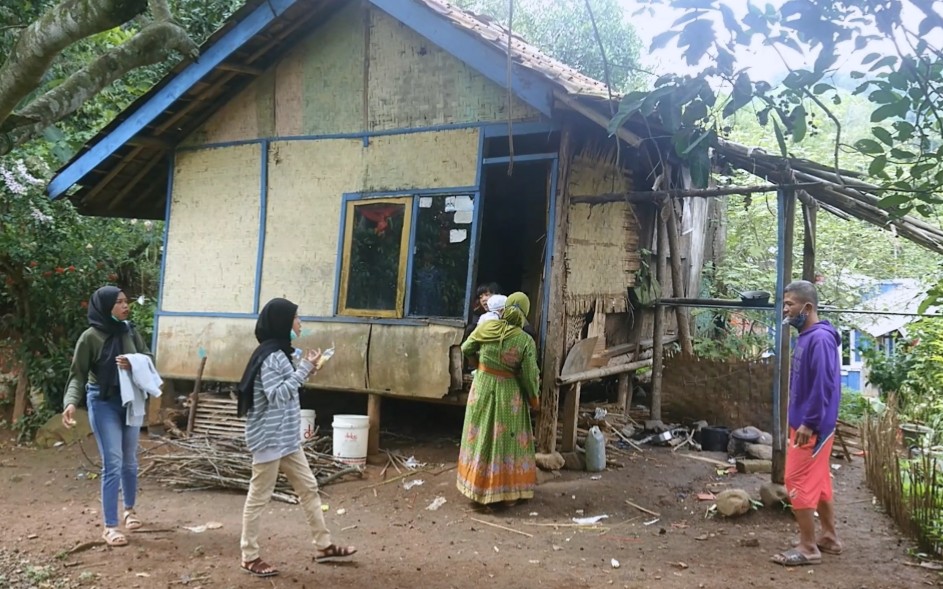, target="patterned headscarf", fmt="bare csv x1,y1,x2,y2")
467,292,530,345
